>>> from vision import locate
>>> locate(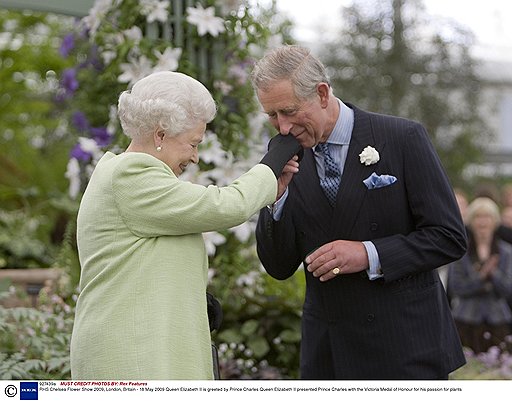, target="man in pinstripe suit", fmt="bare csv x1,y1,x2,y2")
251,45,468,380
